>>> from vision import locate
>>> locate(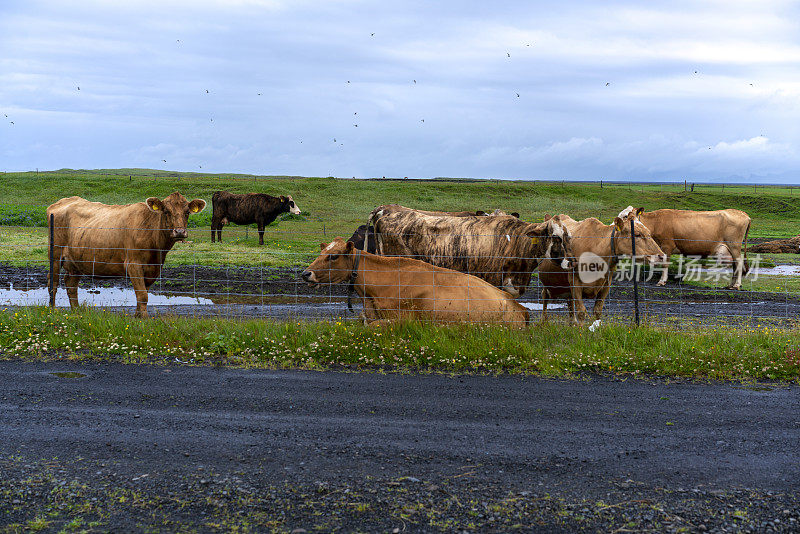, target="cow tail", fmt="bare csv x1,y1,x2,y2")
743,219,751,274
